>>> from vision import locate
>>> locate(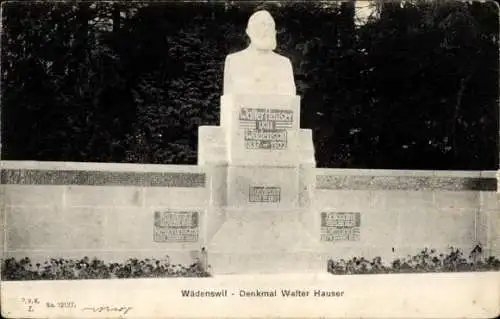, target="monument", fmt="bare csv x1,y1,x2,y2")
1,7,498,284
198,10,322,274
